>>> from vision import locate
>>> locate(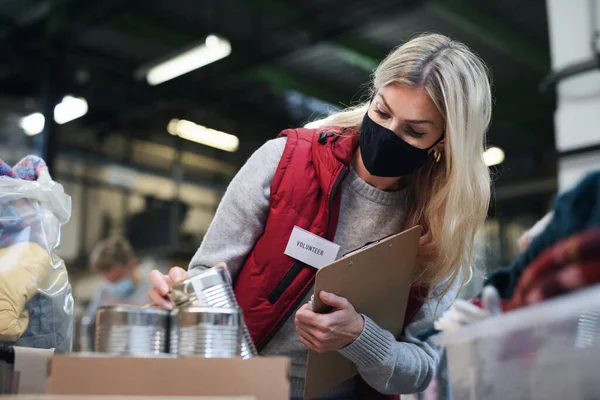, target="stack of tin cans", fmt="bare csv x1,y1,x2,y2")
95,265,257,359
168,265,258,359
